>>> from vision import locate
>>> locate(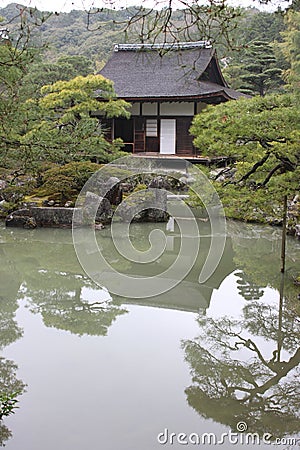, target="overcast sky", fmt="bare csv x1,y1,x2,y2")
0,0,288,12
